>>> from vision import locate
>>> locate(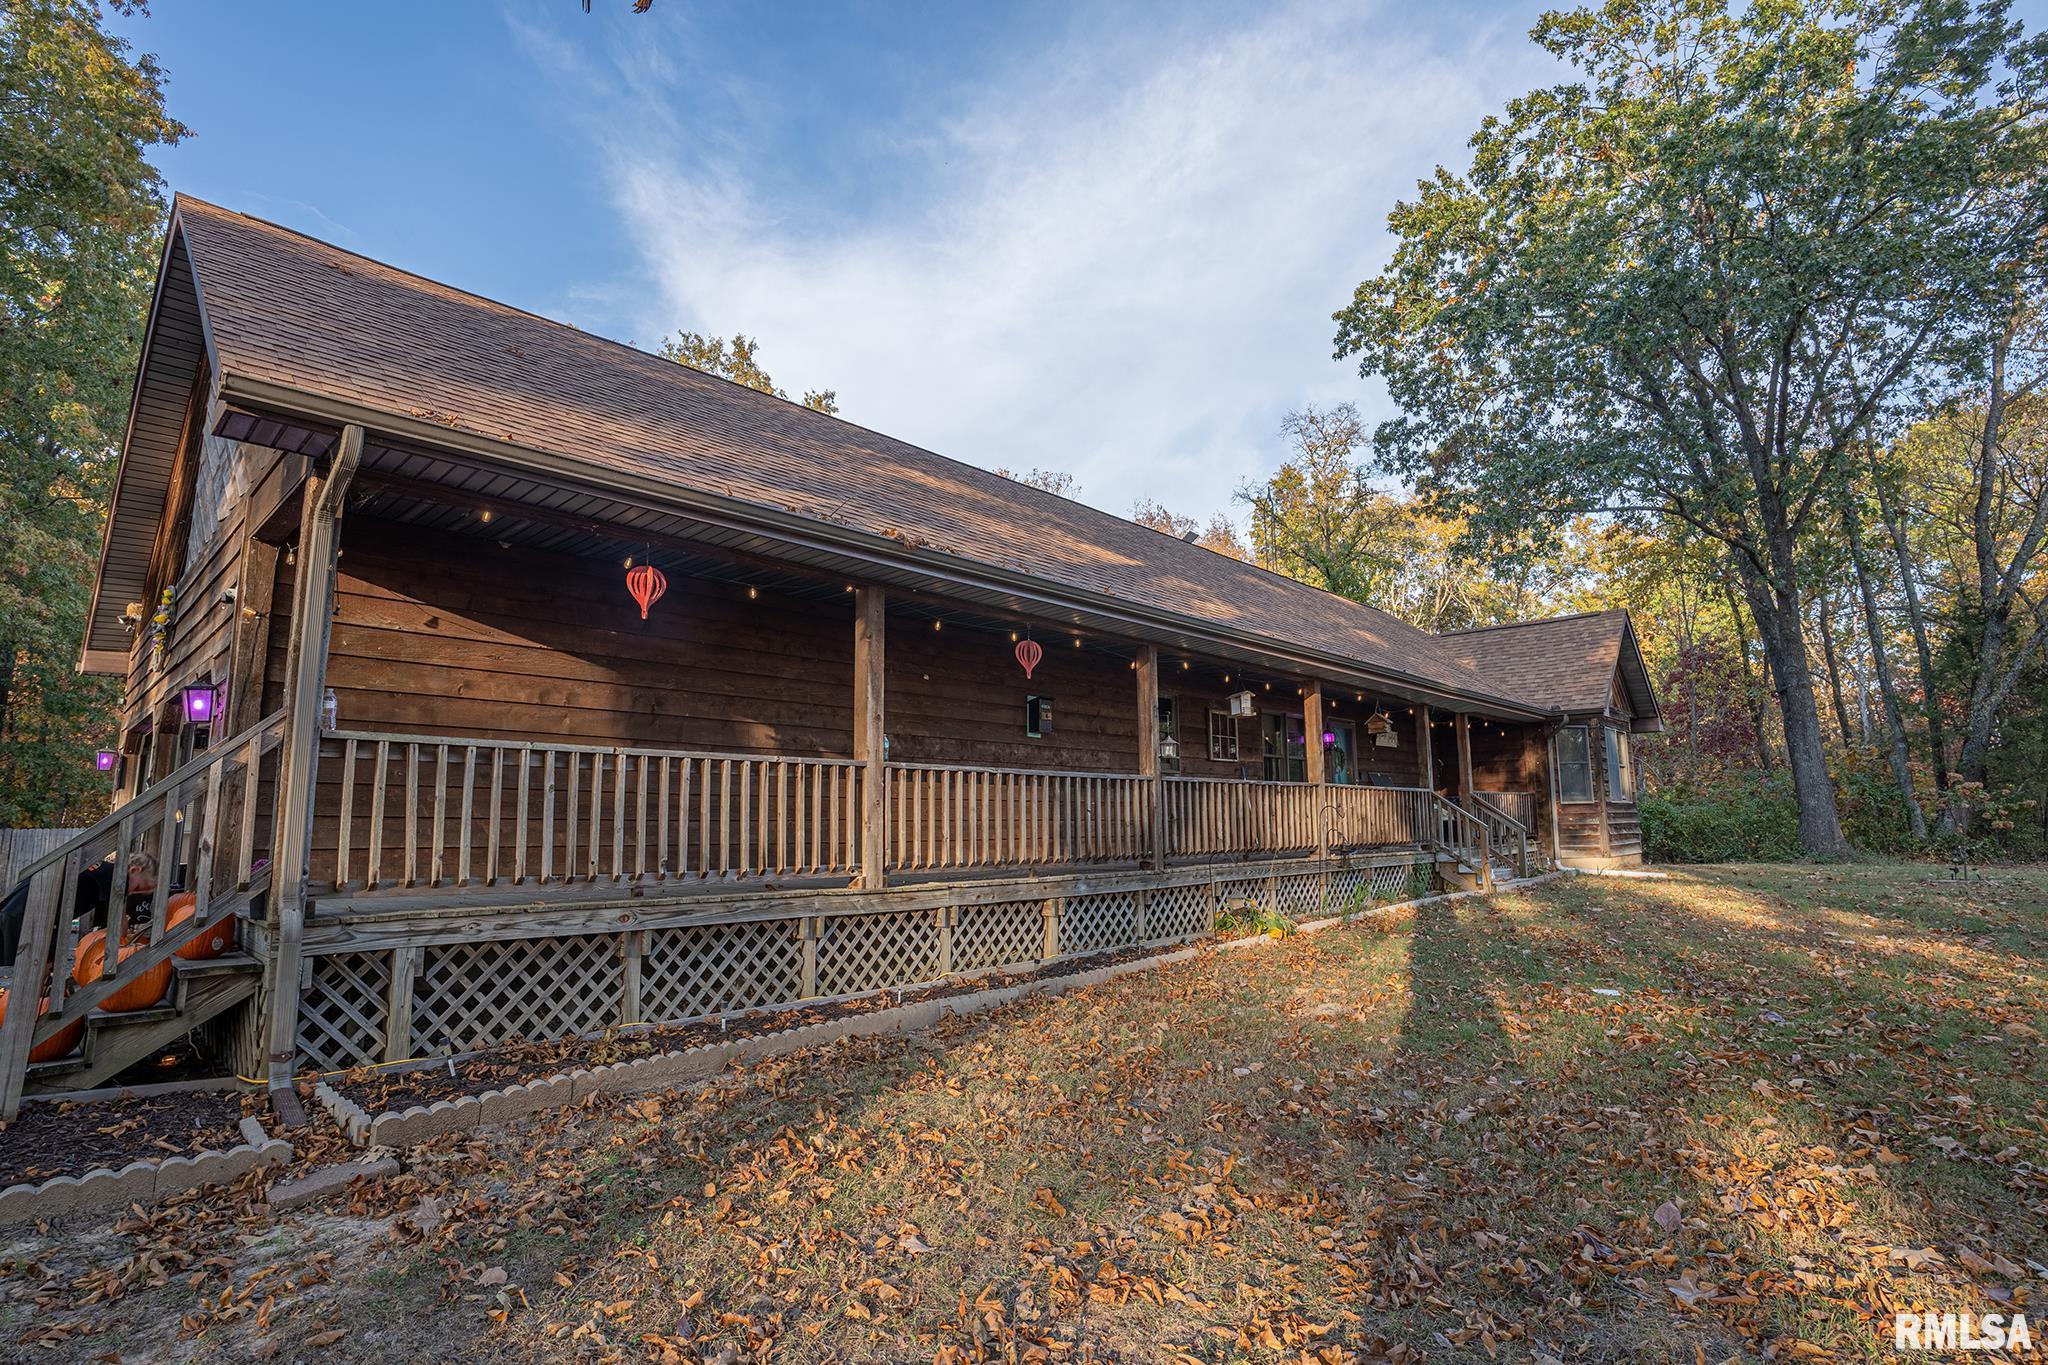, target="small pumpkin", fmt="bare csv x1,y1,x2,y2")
0,988,85,1064
72,933,172,1013
164,892,236,961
